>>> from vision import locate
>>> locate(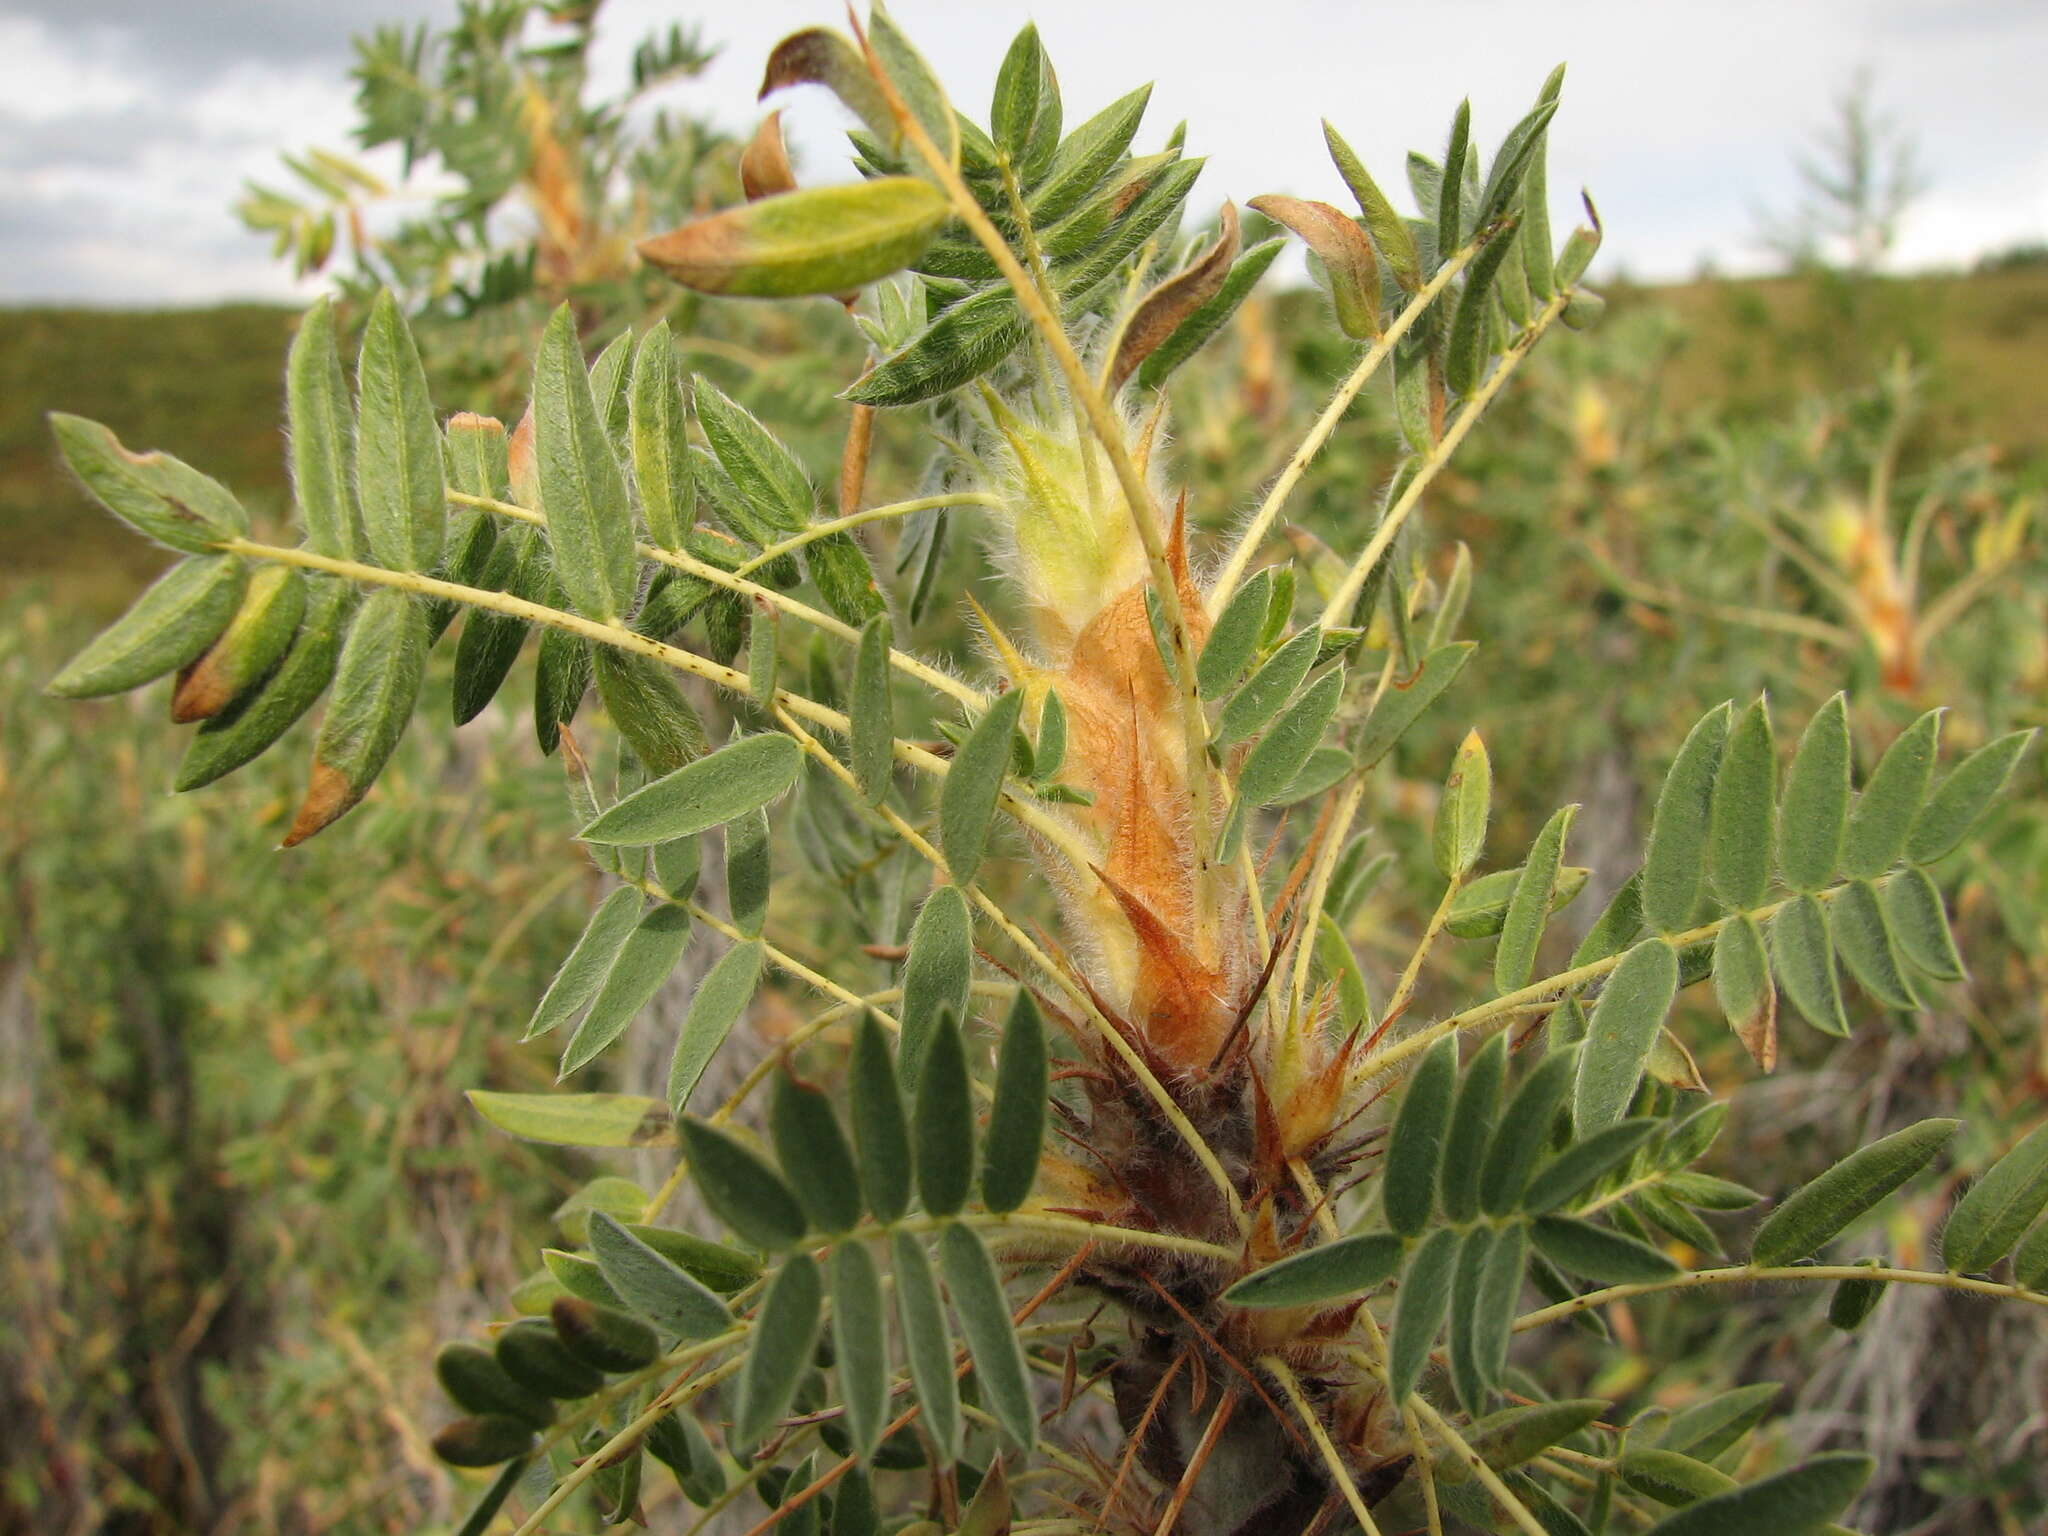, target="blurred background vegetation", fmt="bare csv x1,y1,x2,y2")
1,4,2042,1533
